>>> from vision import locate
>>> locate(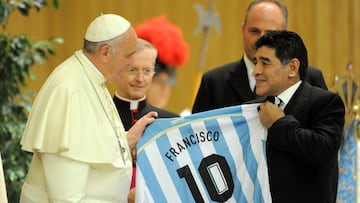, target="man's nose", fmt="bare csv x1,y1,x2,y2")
253,64,262,76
